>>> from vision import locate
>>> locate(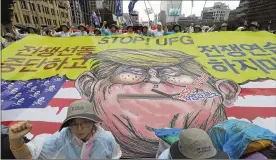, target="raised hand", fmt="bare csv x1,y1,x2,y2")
9,121,32,140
